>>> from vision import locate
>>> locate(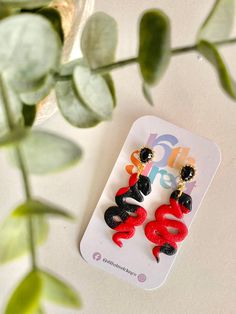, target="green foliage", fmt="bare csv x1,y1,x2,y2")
138,9,171,86
0,215,48,263
5,270,42,314
81,12,118,68
197,0,236,100
40,270,81,308
37,7,64,43
197,0,235,41
0,127,28,147
17,130,82,174
0,73,22,135
20,74,56,105
0,5,17,20
197,40,236,99
22,104,36,127
4,269,80,313
142,83,154,106
13,199,74,220
0,14,61,93
73,65,113,120
0,0,51,9
103,74,117,107
55,59,101,128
